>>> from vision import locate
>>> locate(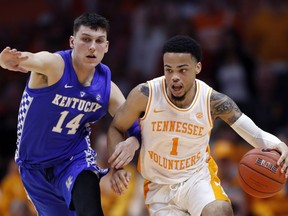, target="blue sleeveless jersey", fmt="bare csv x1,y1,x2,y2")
15,50,111,167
